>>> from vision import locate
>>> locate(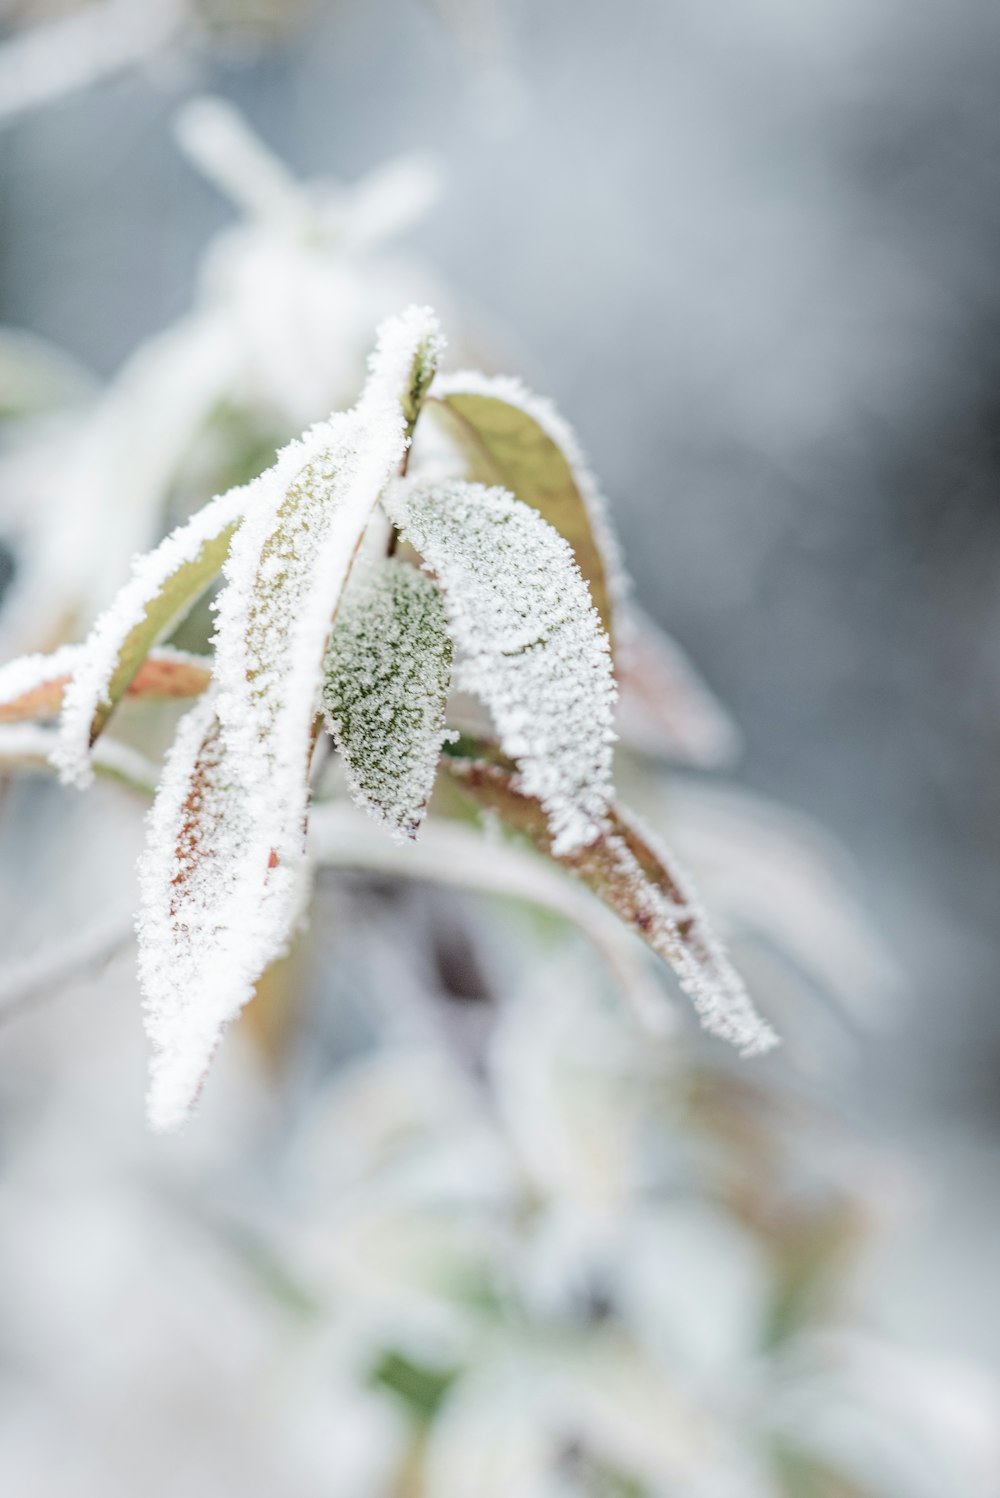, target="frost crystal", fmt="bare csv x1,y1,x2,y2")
53,483,243,786
431,370,627,639
600,806,777,1056
322,558,452,841
136,694,286,1131
137,307,443,1127
387,479,616,855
